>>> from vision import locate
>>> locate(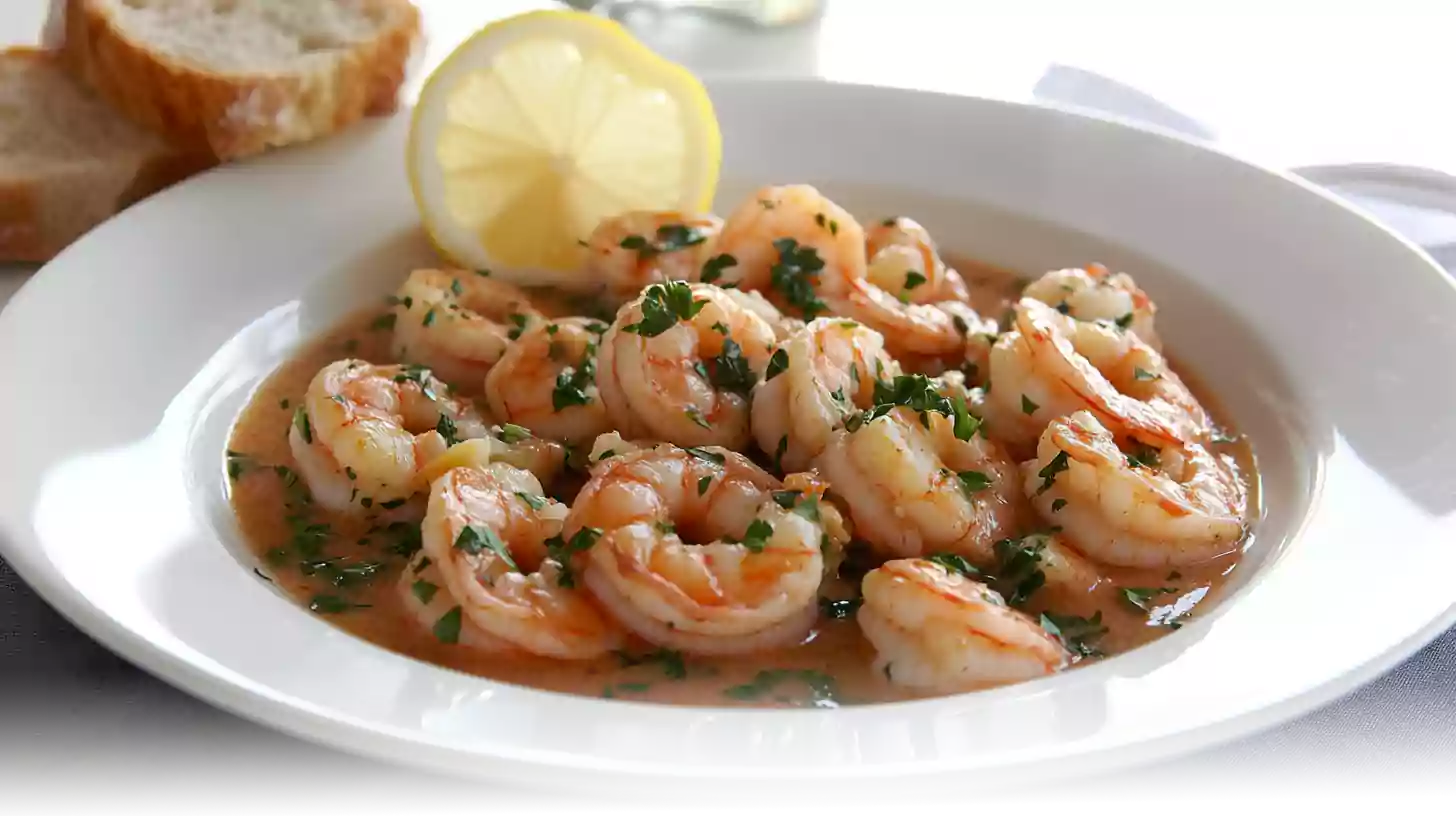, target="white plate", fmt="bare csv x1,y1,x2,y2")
2,78,1455,795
